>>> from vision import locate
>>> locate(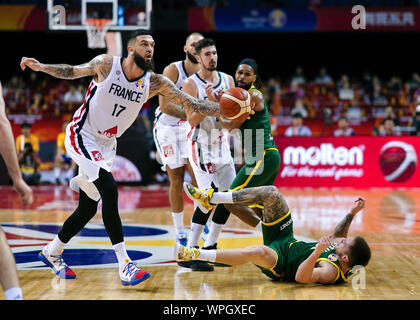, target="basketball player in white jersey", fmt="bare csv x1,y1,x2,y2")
181,38,236,271
20,30,221,286
153,32,203,248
